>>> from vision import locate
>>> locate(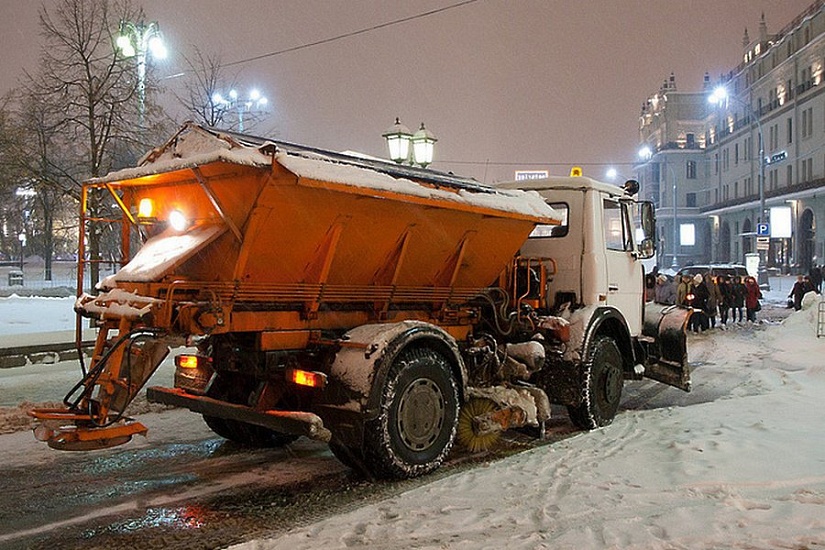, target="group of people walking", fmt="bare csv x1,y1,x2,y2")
653,272,763,332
